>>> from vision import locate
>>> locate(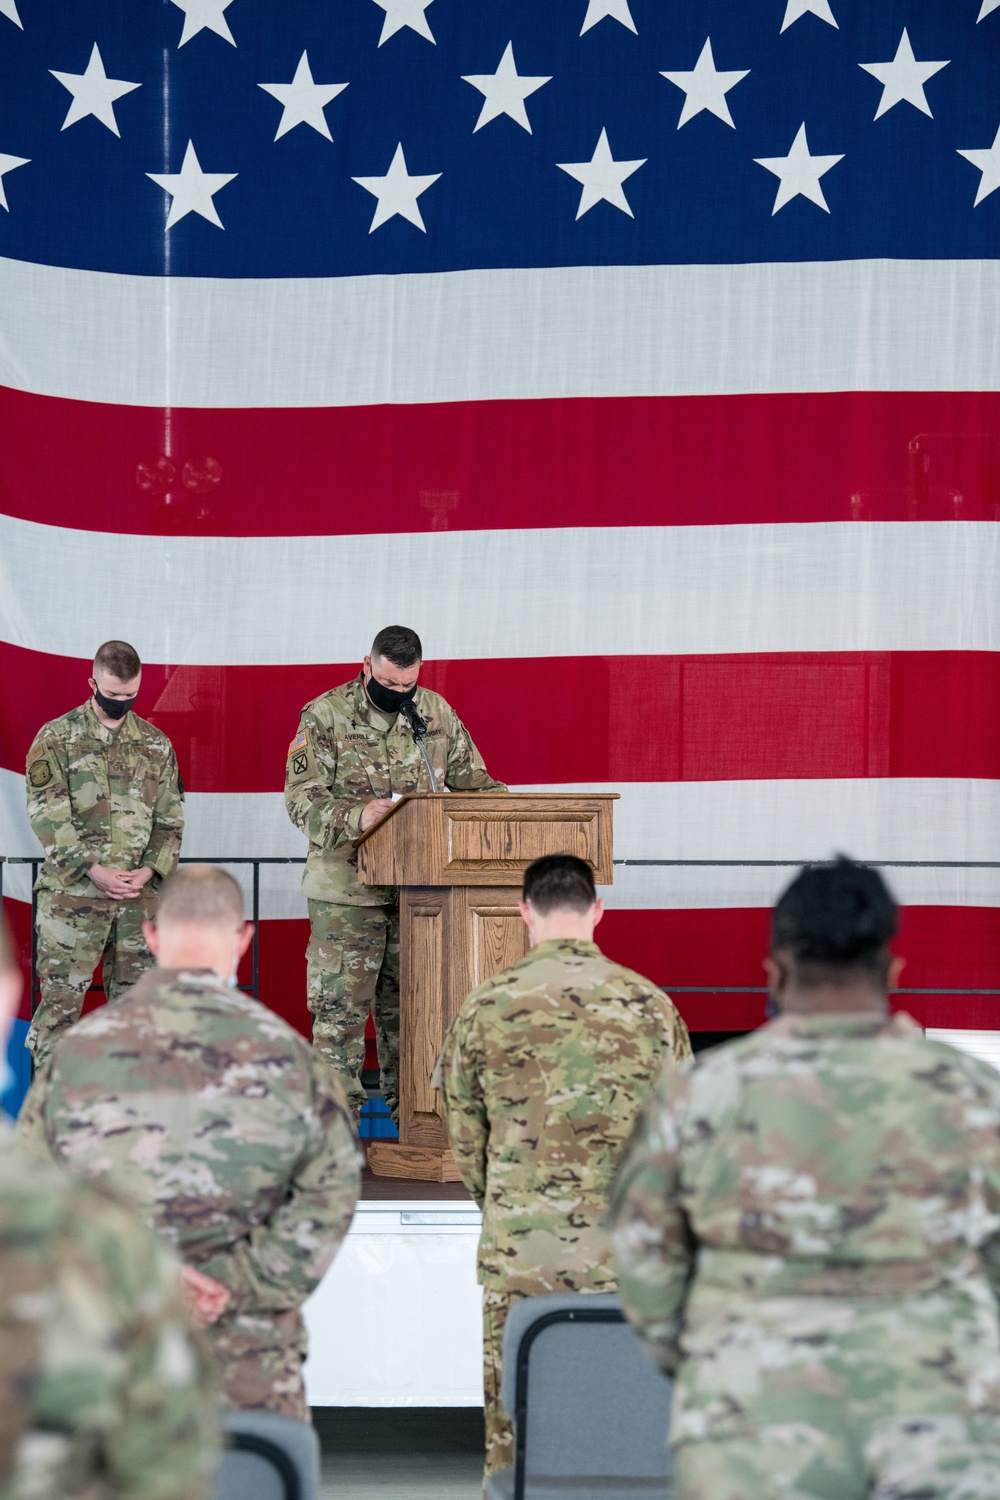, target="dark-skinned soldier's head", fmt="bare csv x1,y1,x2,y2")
766,856,901,1015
